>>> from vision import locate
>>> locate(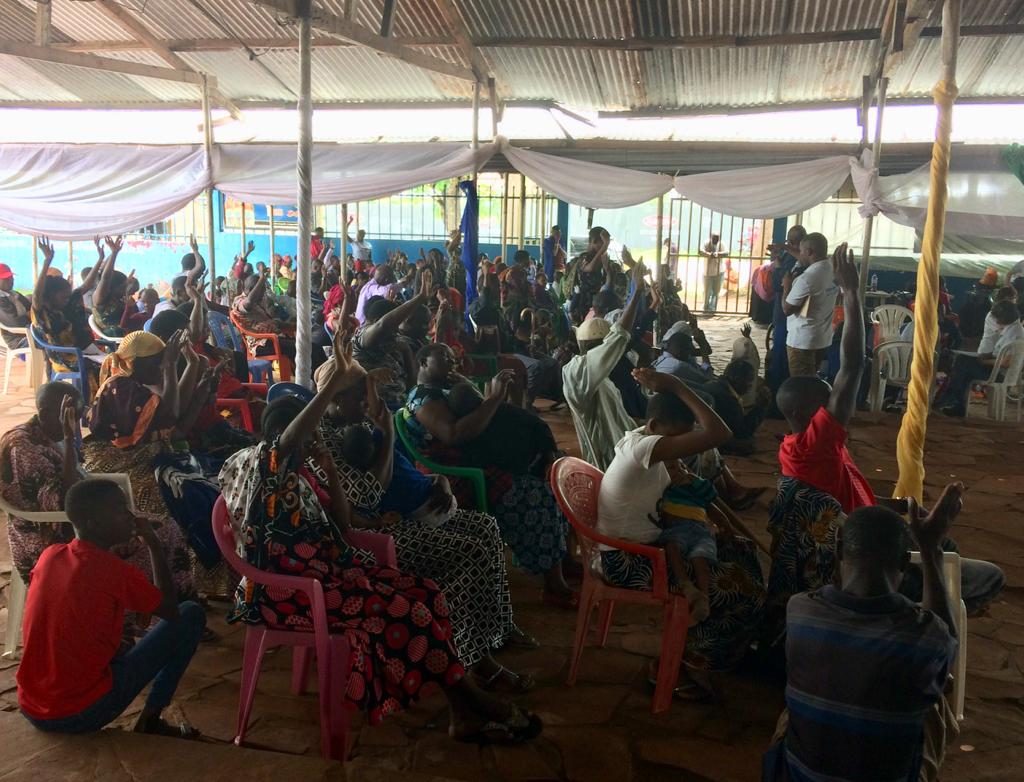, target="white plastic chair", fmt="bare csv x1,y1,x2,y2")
0,324,32,395
0,473,135,659
867,340,938,413
870,304,914,343
909,550,967,721
966,339,1024,422
87,312,124,346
